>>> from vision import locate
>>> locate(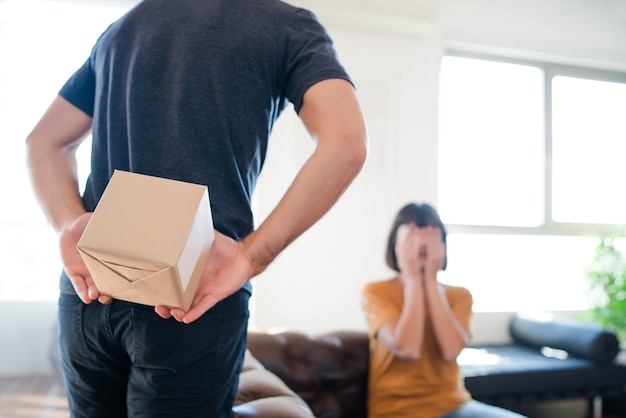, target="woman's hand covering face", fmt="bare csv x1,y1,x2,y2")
395,224,445,278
